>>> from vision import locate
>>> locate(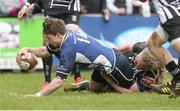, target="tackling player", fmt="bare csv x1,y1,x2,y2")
64,42,170,94
145,0,180,97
